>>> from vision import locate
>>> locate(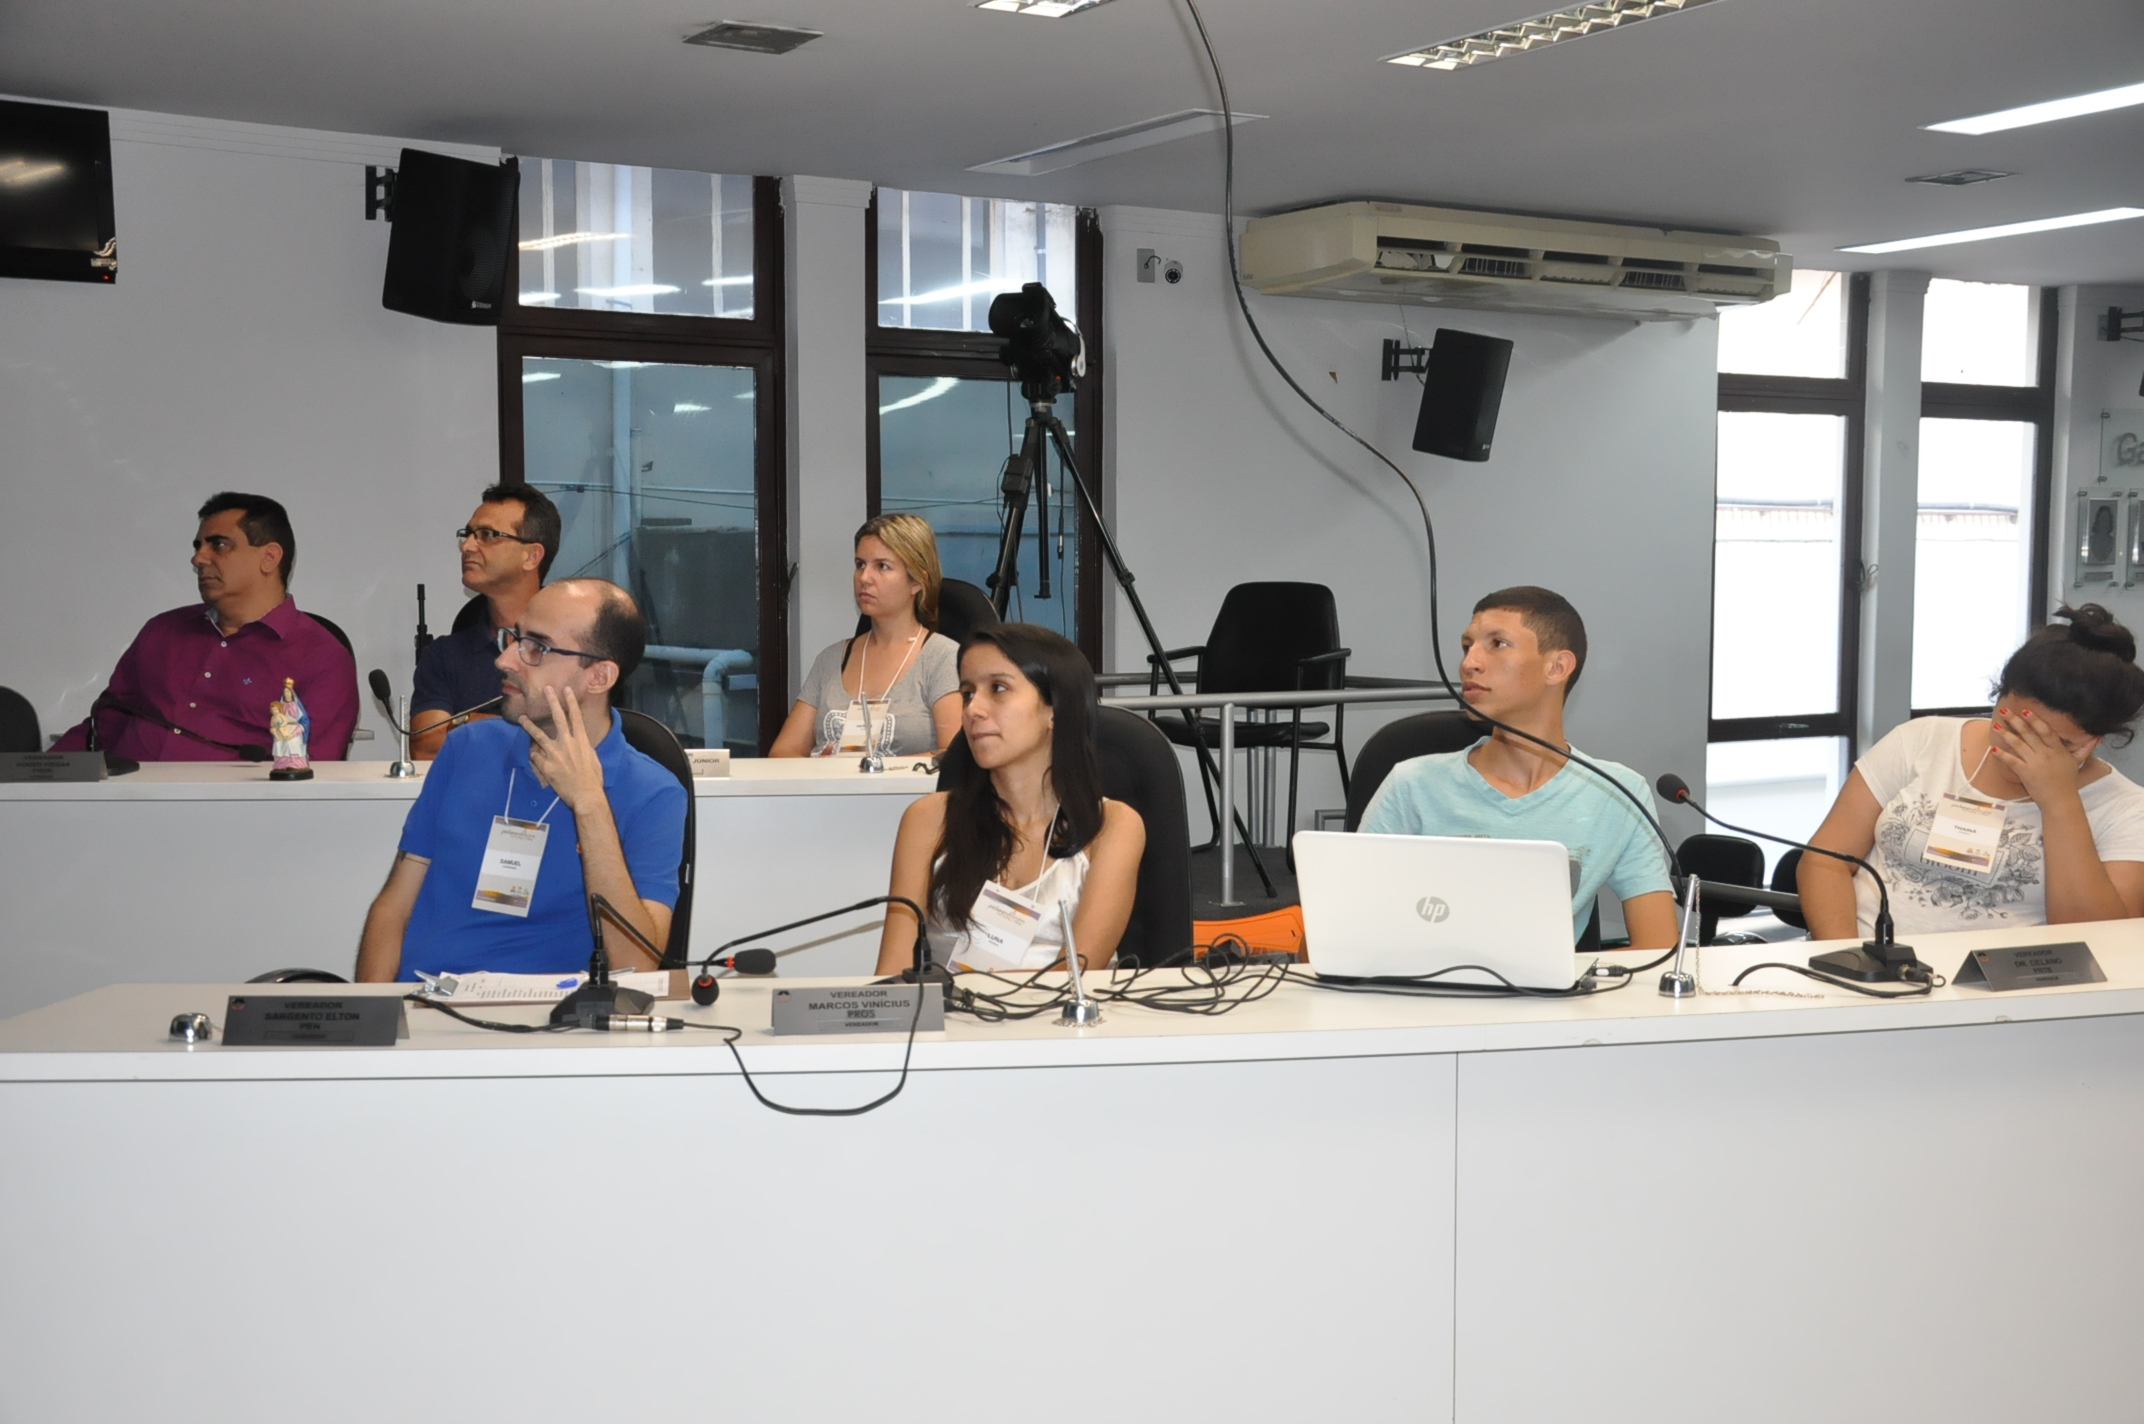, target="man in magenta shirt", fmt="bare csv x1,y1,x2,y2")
54,493,358,761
